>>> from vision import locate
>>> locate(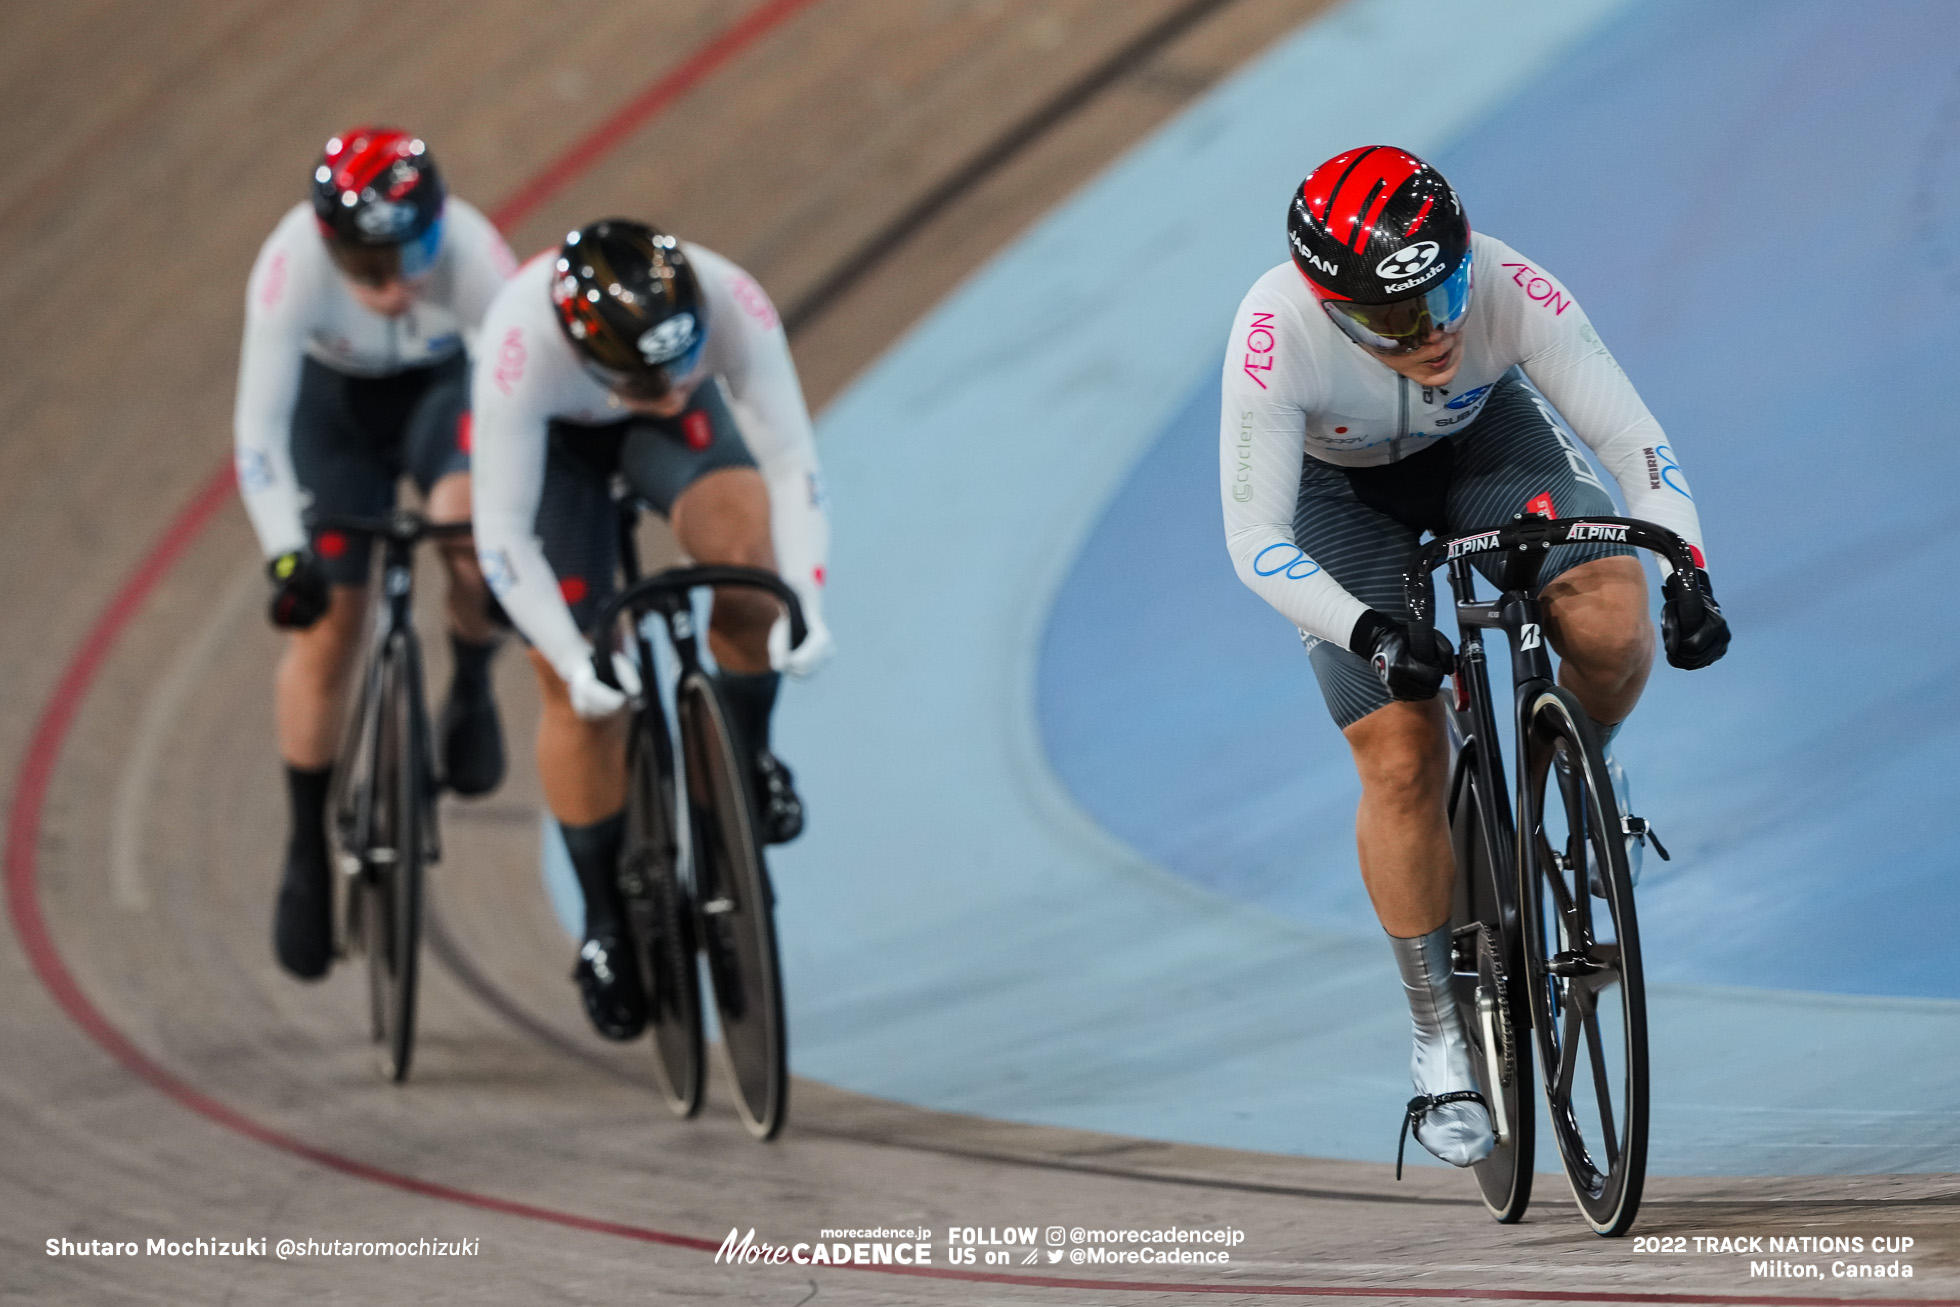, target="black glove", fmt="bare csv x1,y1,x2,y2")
267,549,331,630
1661,567,1729,670
1352,610,1453,701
